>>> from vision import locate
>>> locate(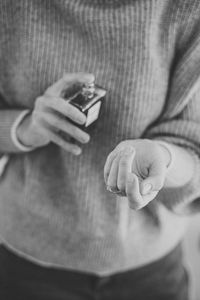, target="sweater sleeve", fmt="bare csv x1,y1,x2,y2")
144,11,200,214
145,91,200,214
0,109,29,153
